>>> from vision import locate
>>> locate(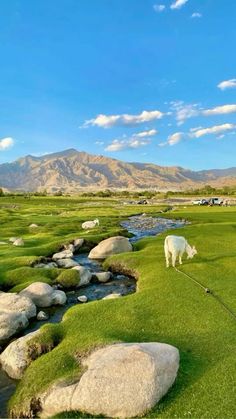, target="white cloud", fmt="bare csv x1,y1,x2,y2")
105,138,151,152
170,0,188,10
167,132,184,145
191,123,236,138
191,12,202,18
203,104,236,116
84,110,164,128
171,101,200,125
95,141,104,145
0,137,14,150
134,129,157,138
217,79,236,90
153,4,165,12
